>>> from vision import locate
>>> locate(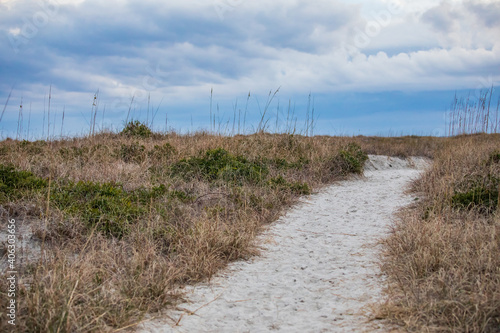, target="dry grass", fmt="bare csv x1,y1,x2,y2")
379,133,500,332
3,121,496,332
354,135,443,158
0,126,380,332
